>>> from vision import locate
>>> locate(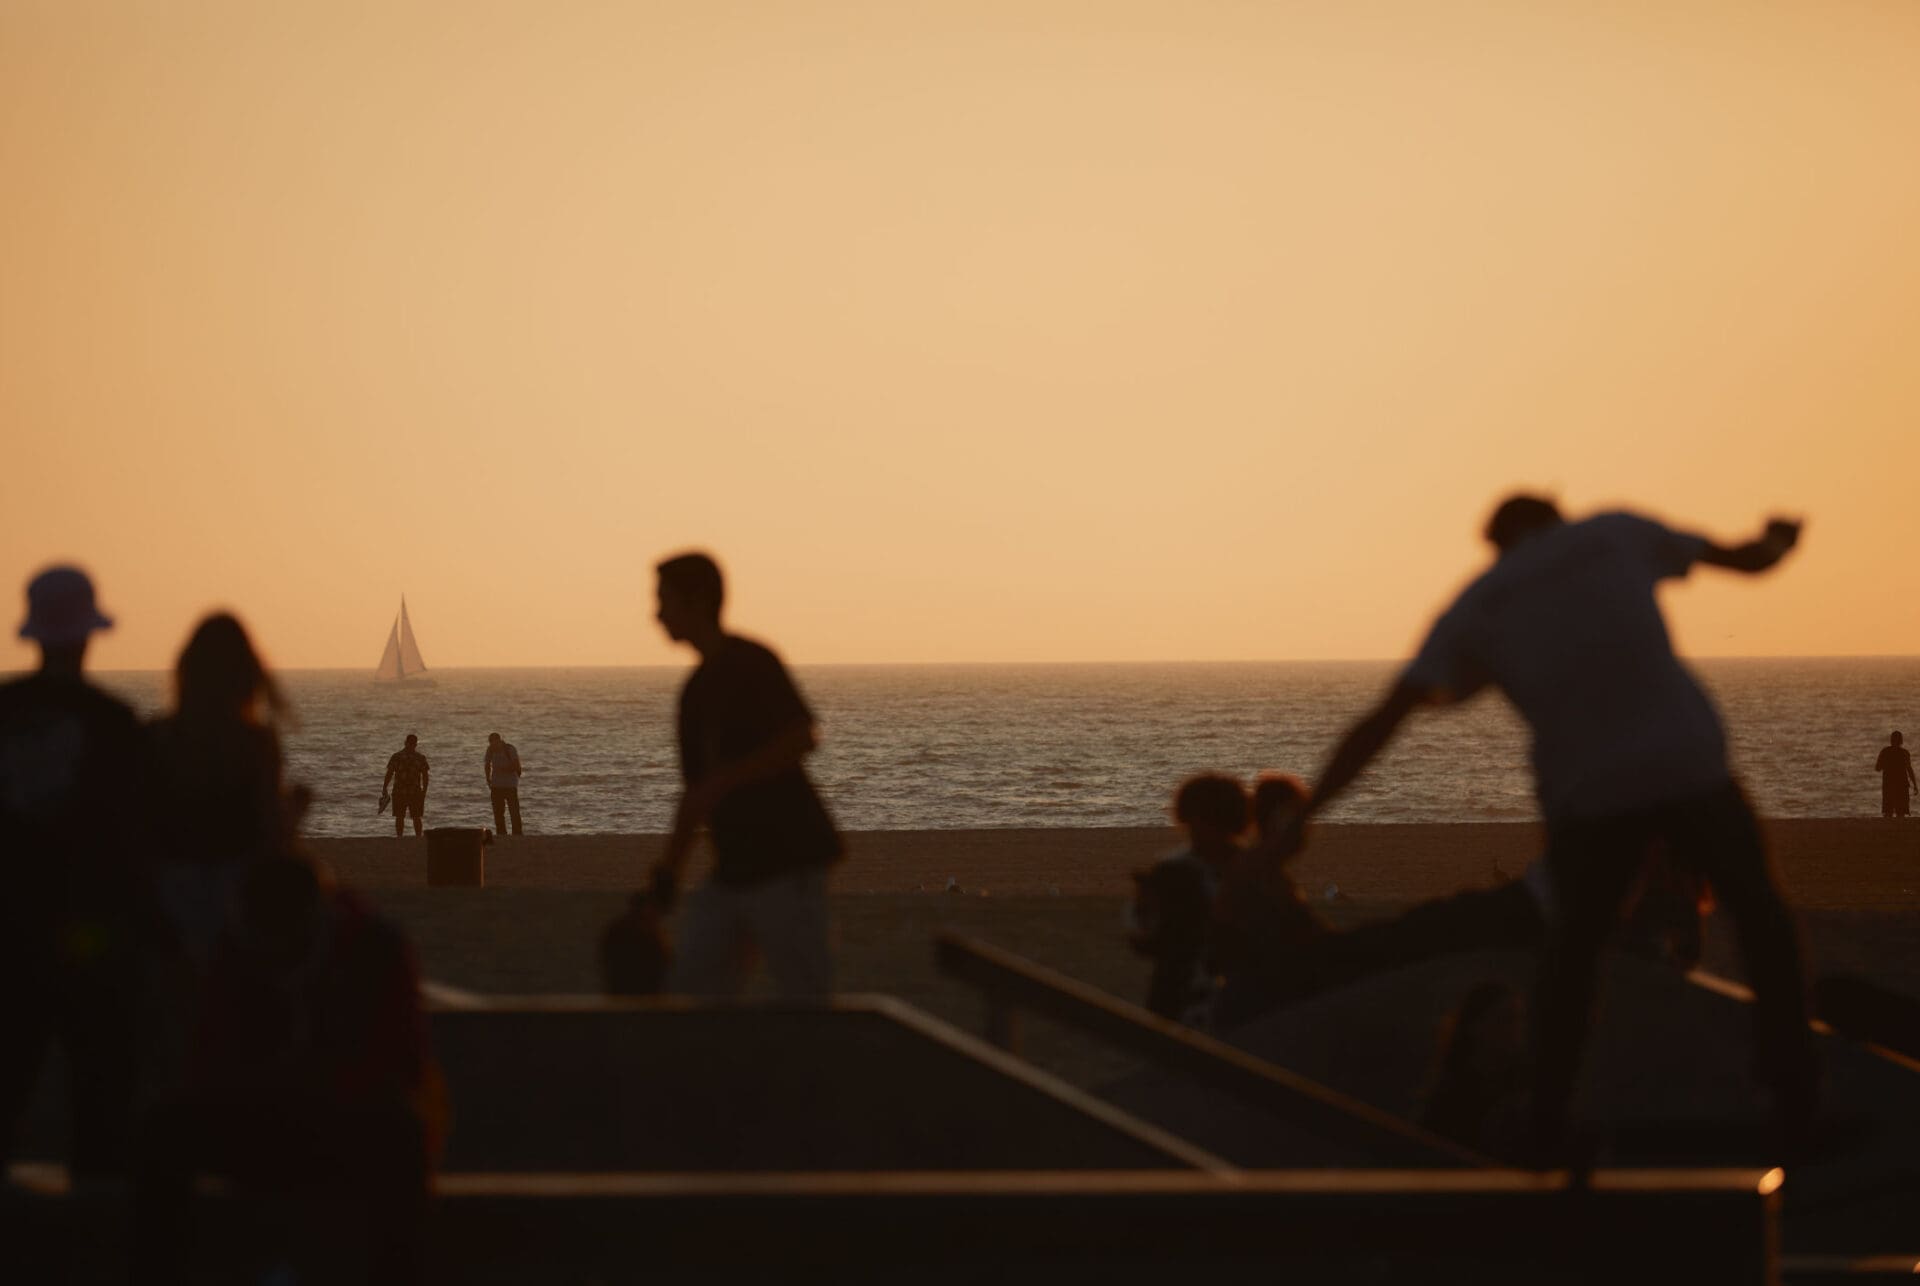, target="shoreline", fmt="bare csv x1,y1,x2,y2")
310,818,1920,909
